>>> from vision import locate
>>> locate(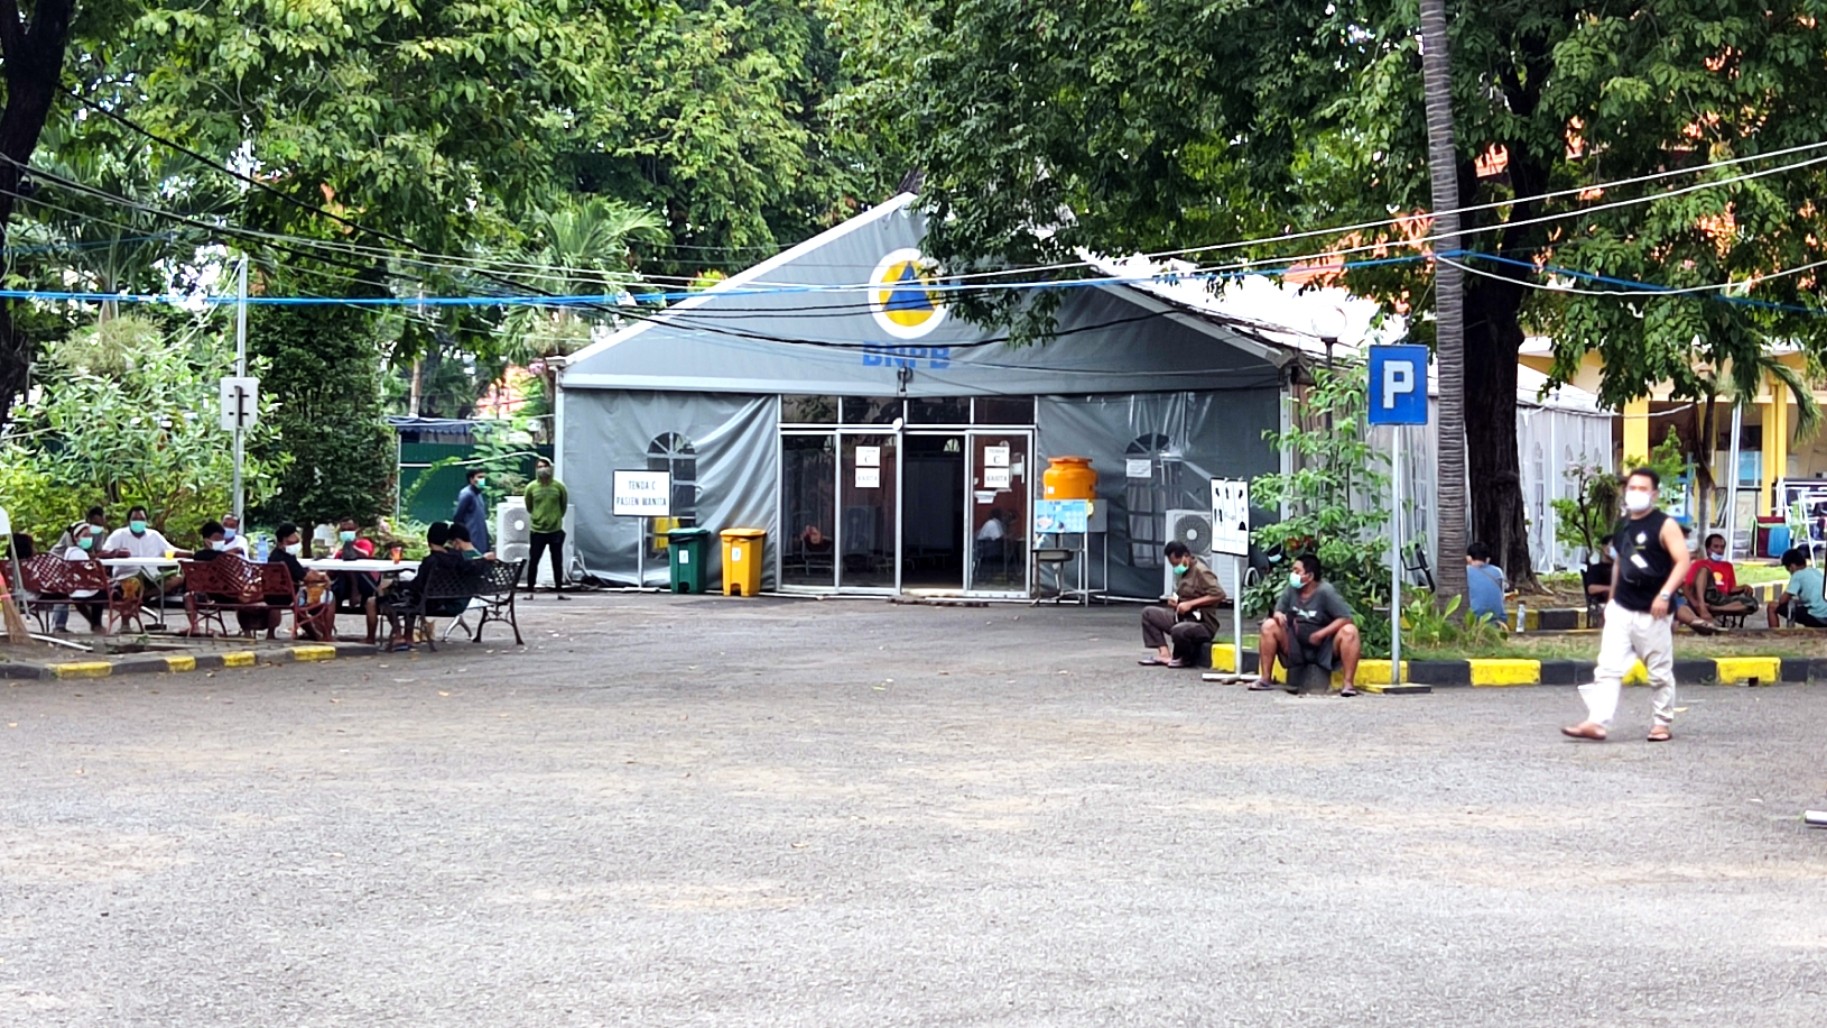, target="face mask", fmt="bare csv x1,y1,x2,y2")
1606,546,1617,560
224,528,237,541
130,519,147,534
210,541,226,551
89,525,104,536
474,479,487,491
1172,562,1189,576
77,536,93,551
1624,490,1654,514
339,530,357,543
284,543,303,556
1708,549,1724,561
1289,572,1305,589
536,469,553,482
